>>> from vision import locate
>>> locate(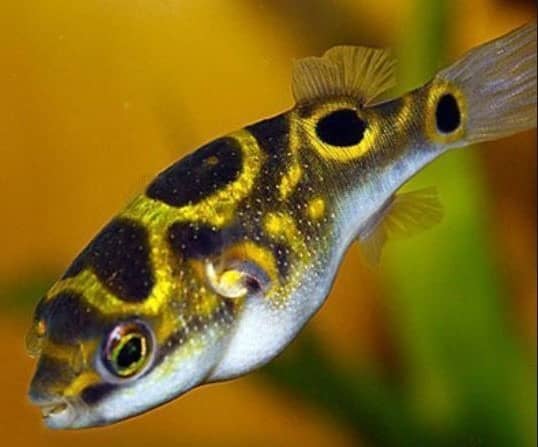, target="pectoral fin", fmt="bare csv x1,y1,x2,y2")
204,242,277,299
358,187,444,264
